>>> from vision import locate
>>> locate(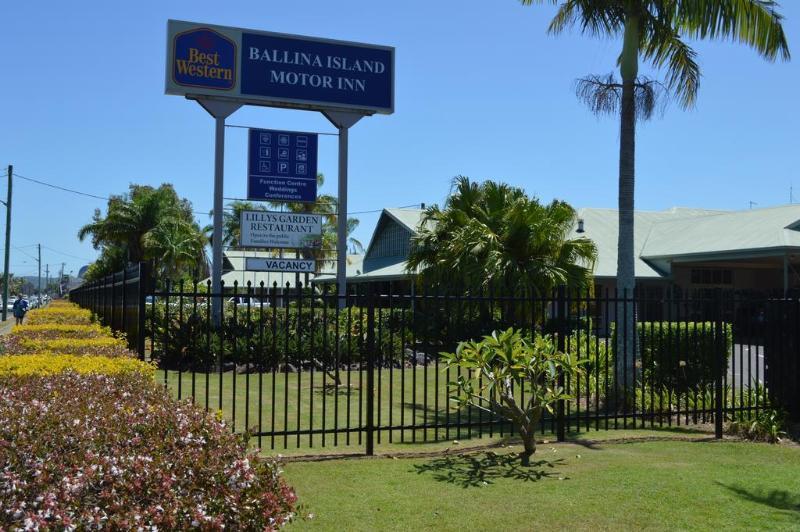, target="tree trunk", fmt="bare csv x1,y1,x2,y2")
520,427,536,466
615,13,639,395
